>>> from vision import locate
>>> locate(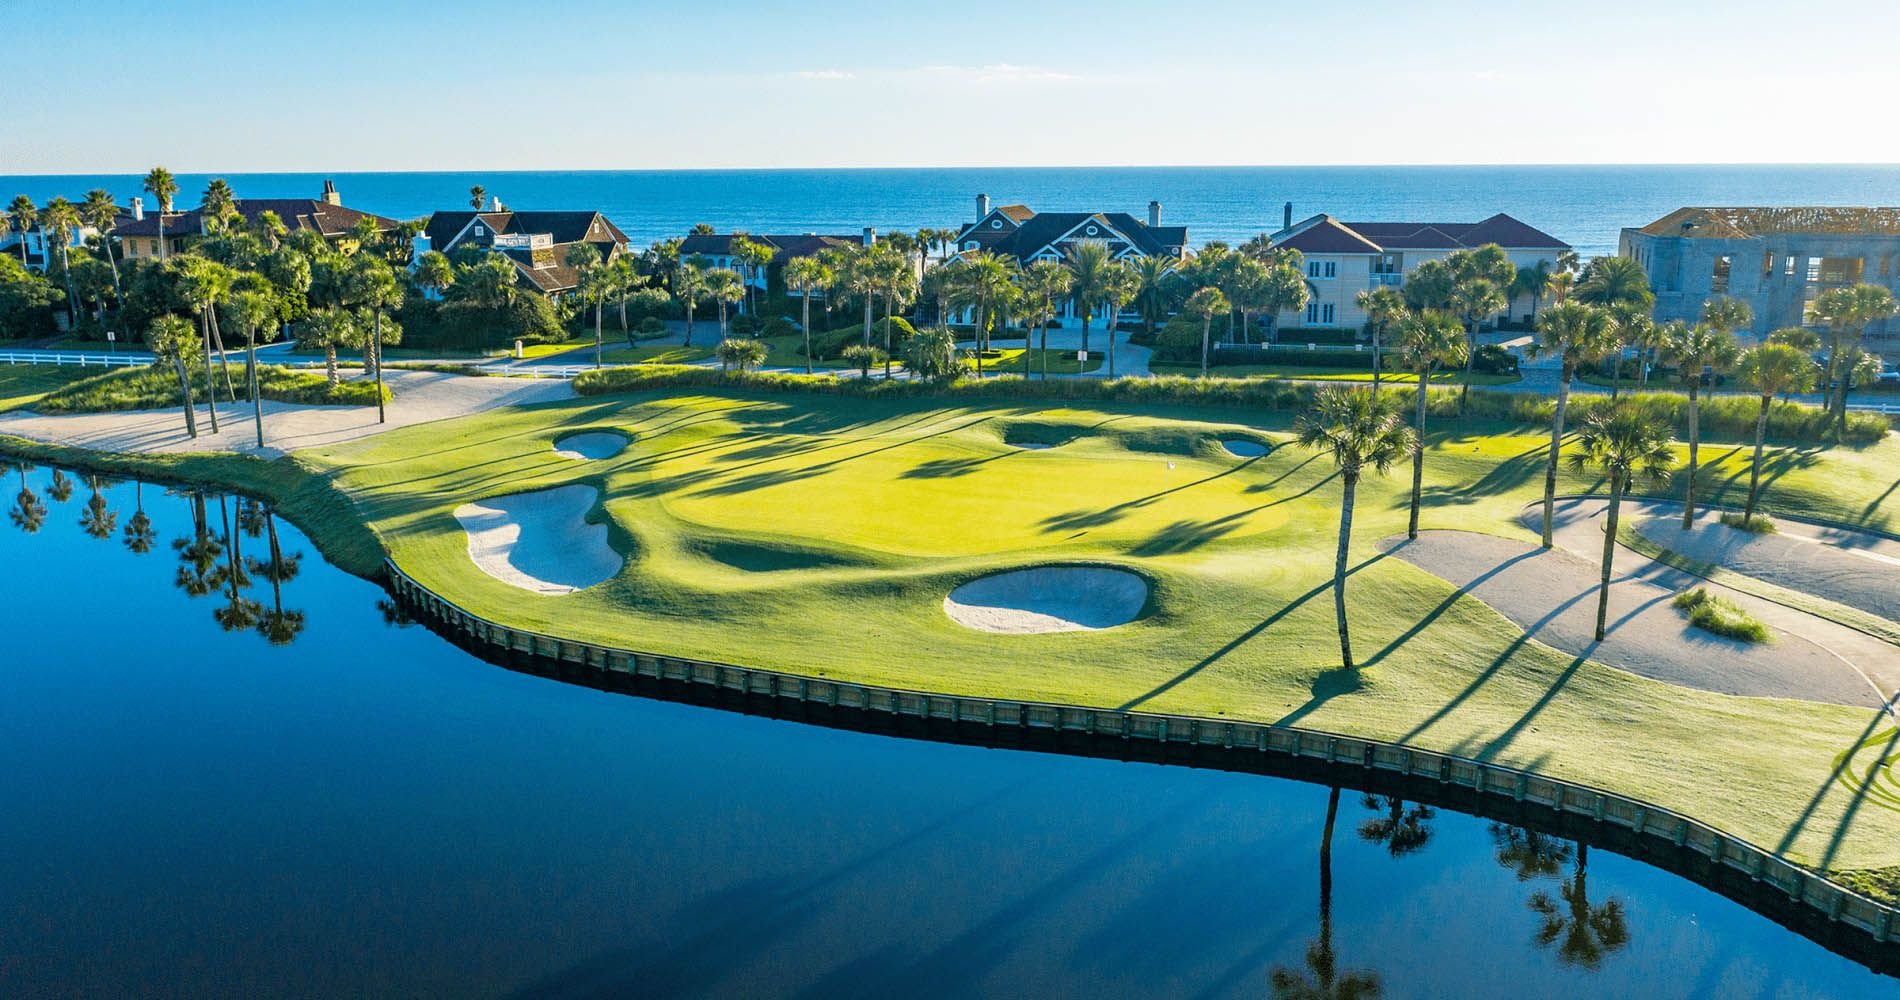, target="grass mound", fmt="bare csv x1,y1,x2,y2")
1719,511,1778,534
689,537,870,572
1672,587,1771,643
37,364,388,414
